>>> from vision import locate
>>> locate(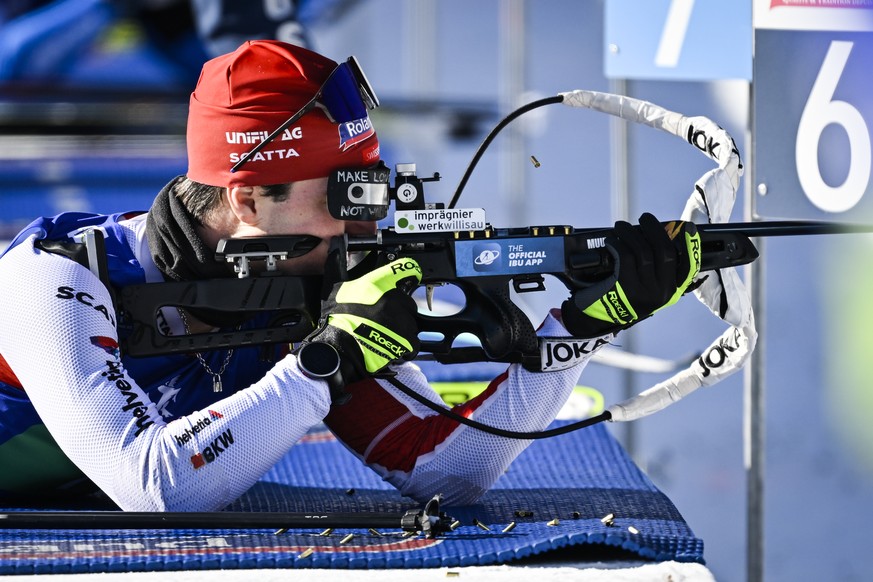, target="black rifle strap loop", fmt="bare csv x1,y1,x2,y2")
83,229,113,296
36,230,119,311
383,374,610,439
